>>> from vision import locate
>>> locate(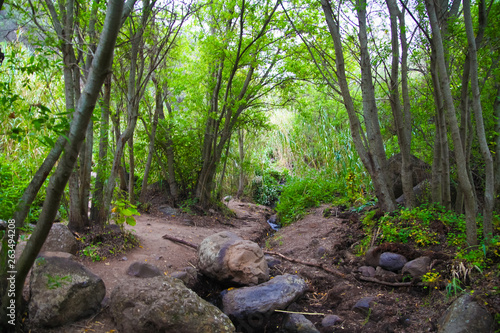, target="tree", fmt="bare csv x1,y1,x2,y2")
424,0,478,245
193,0,289,207
316,0,396,211
0,0,125,328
